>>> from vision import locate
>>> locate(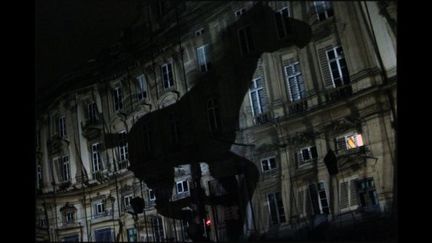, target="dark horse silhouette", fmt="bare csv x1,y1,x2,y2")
106,2,311,241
